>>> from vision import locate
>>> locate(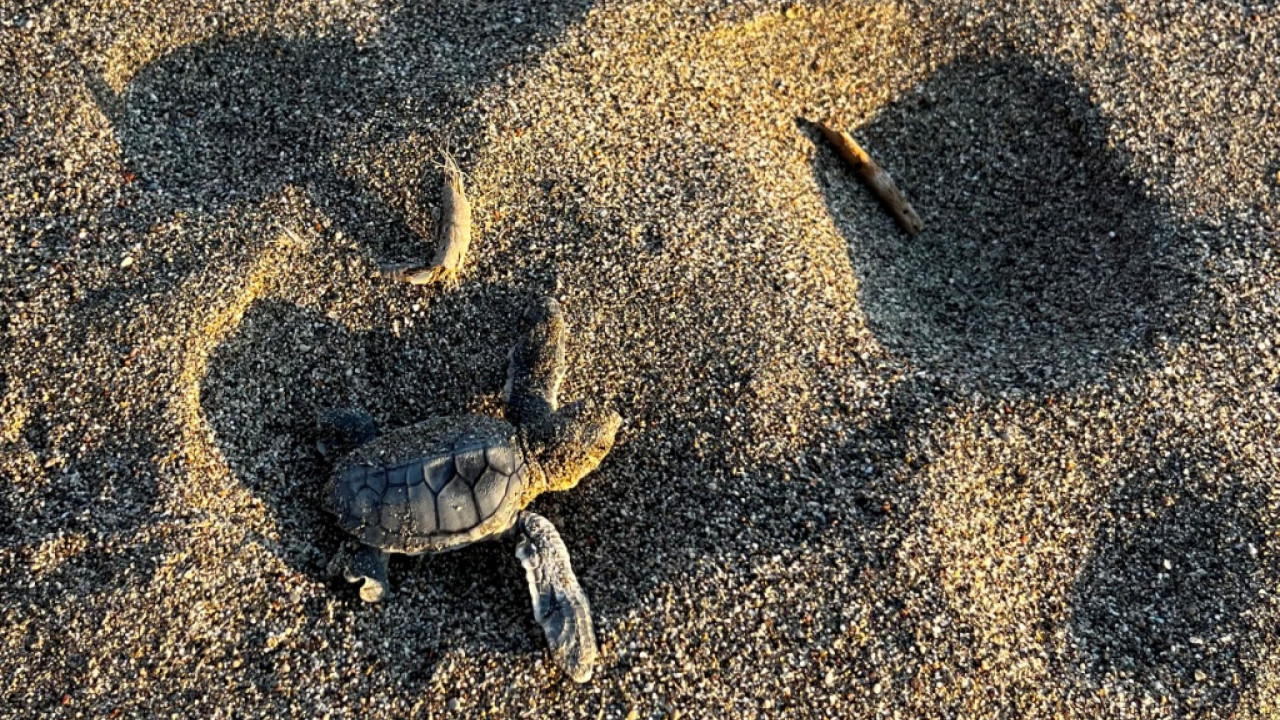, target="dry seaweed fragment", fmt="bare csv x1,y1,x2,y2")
814,120,923,235
381,152,473,285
